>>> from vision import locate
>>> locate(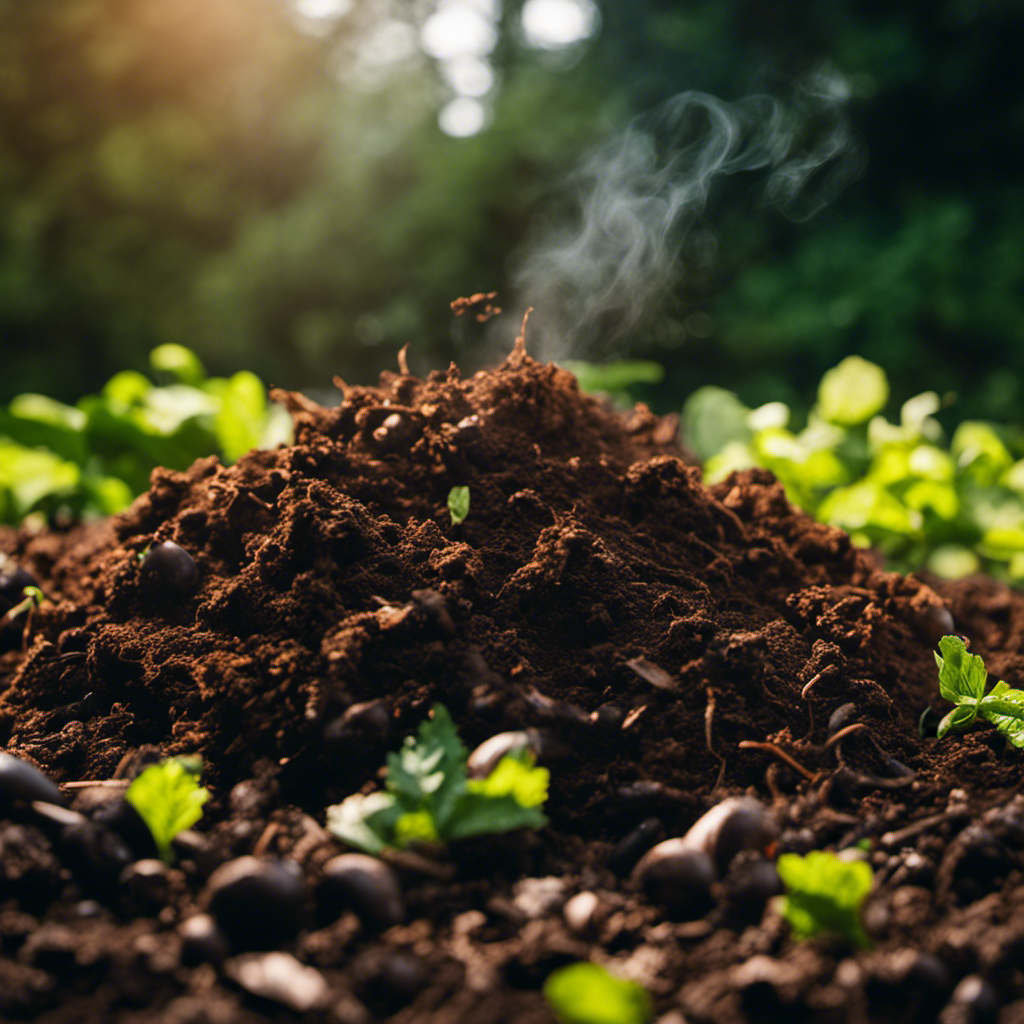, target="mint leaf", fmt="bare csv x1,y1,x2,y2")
544,963,651,1024
448,486,470,525
934,635,988,704
777,850,873,949
979,684,1024,748
125,758,210,862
